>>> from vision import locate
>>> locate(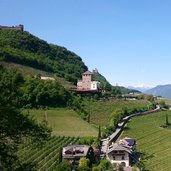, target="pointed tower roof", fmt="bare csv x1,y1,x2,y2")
82,71,93,75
